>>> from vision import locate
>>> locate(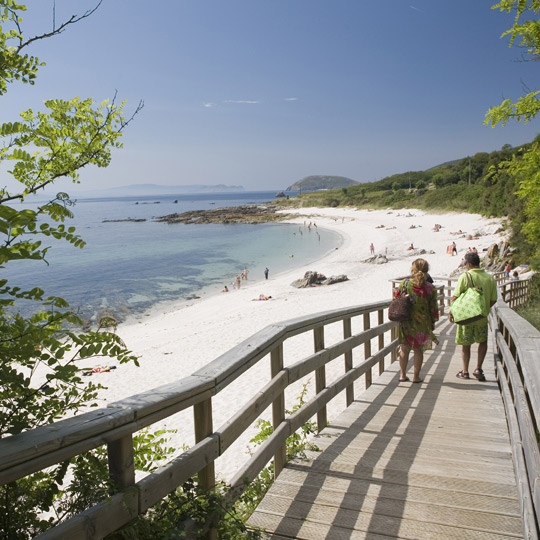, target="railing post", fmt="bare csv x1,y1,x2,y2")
343,317,353,407
194,398,217,540
314,326,327,432
378,309,385,375
364,313,372,389
107,435,135,493
391,325,398,364
271,344,286,479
